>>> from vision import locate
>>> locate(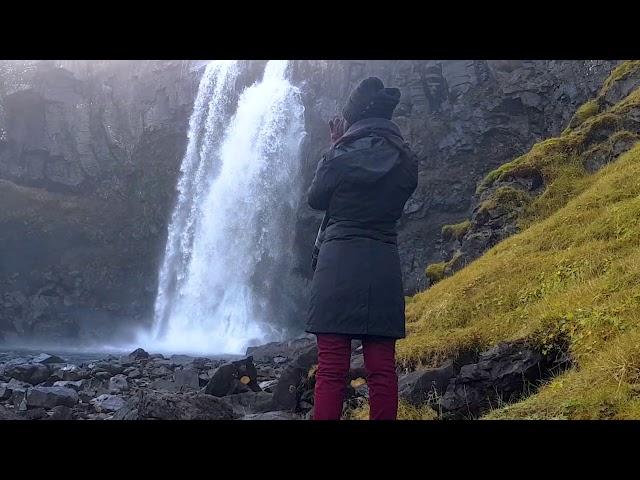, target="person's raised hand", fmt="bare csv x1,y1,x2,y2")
329,116,346,143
